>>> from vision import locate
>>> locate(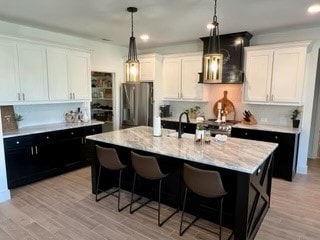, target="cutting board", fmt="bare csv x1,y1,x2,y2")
213,91,236,120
